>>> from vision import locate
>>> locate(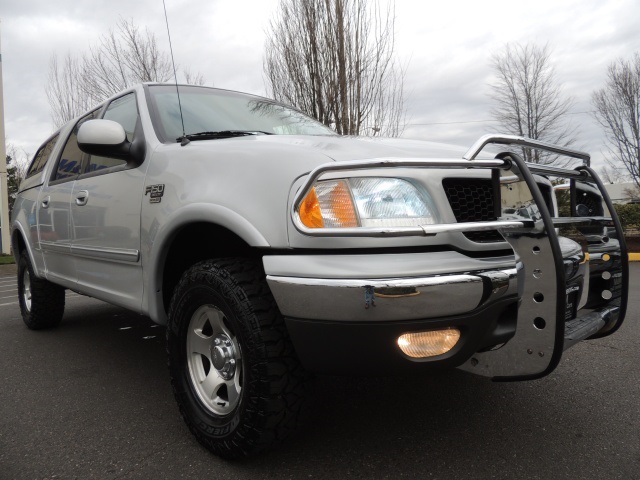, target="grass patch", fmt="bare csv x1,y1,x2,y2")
0,254,16,265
